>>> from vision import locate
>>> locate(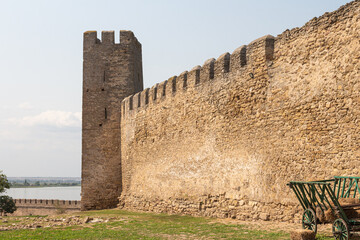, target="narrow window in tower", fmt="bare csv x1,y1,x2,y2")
137,73,141,89
103,71,106,82
105,108,107,119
